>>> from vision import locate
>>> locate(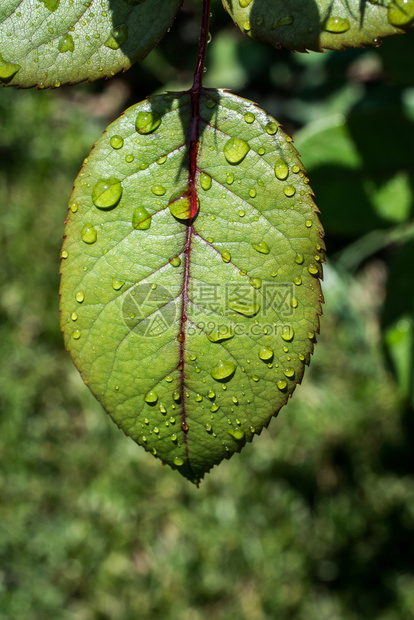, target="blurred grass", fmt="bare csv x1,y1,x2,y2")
1,5,414,619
